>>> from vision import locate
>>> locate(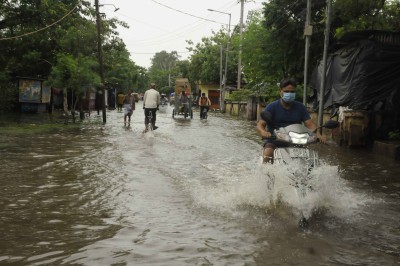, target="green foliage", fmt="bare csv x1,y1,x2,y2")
333,0,400,37
0,81,18,114
187,29,238,86
0,0,140,112
226,89,254,101
46,53,100,96
148,50,181,90
1,0,400,114
388,130,400,140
